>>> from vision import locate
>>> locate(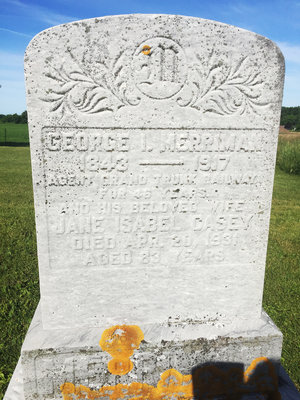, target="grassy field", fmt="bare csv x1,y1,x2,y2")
277,132,300,175
0,147,38,398
263,167,300,387
0,123,29,145
0,146,299,398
